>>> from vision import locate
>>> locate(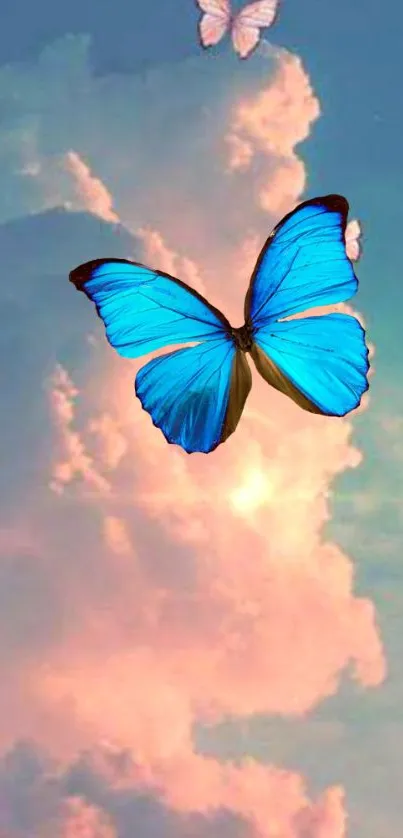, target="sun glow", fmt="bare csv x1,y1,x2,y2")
229,466,276,515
